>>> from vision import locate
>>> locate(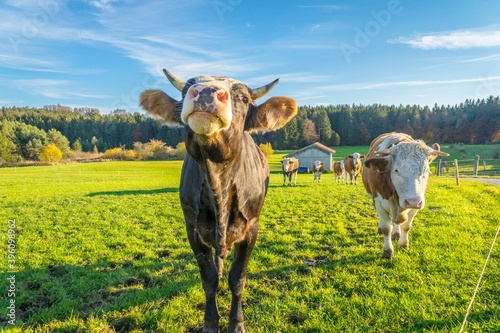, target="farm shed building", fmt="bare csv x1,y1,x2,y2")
285,142,336,172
